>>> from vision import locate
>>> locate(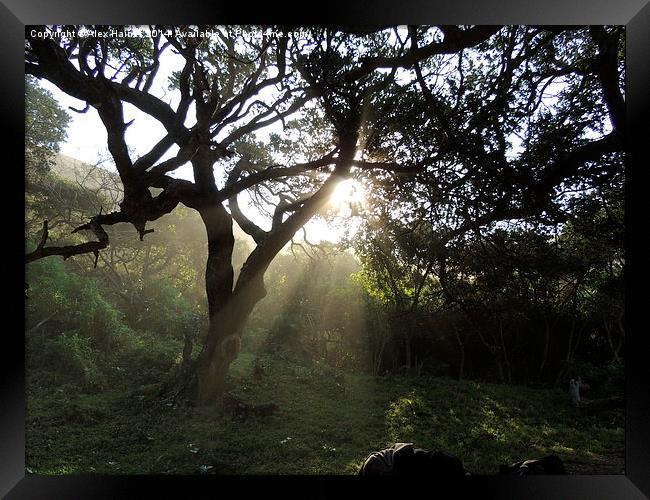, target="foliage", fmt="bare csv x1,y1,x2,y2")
137,278,199,339
252,251,369,370
40,333,105,389
113,331,184,385
26,255,131,350
351,197,624,383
